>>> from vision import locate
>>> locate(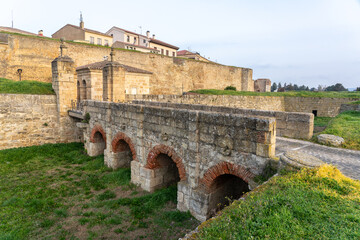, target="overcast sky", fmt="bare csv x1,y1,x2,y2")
1,0,360,88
